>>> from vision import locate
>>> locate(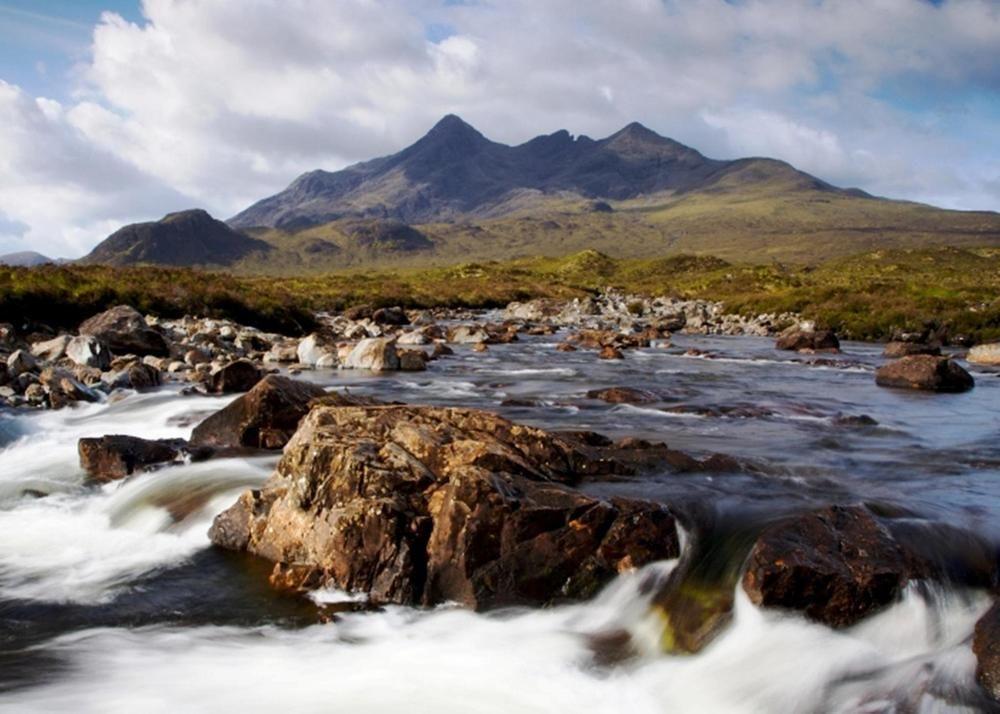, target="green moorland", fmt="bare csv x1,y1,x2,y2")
3,246,999,343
